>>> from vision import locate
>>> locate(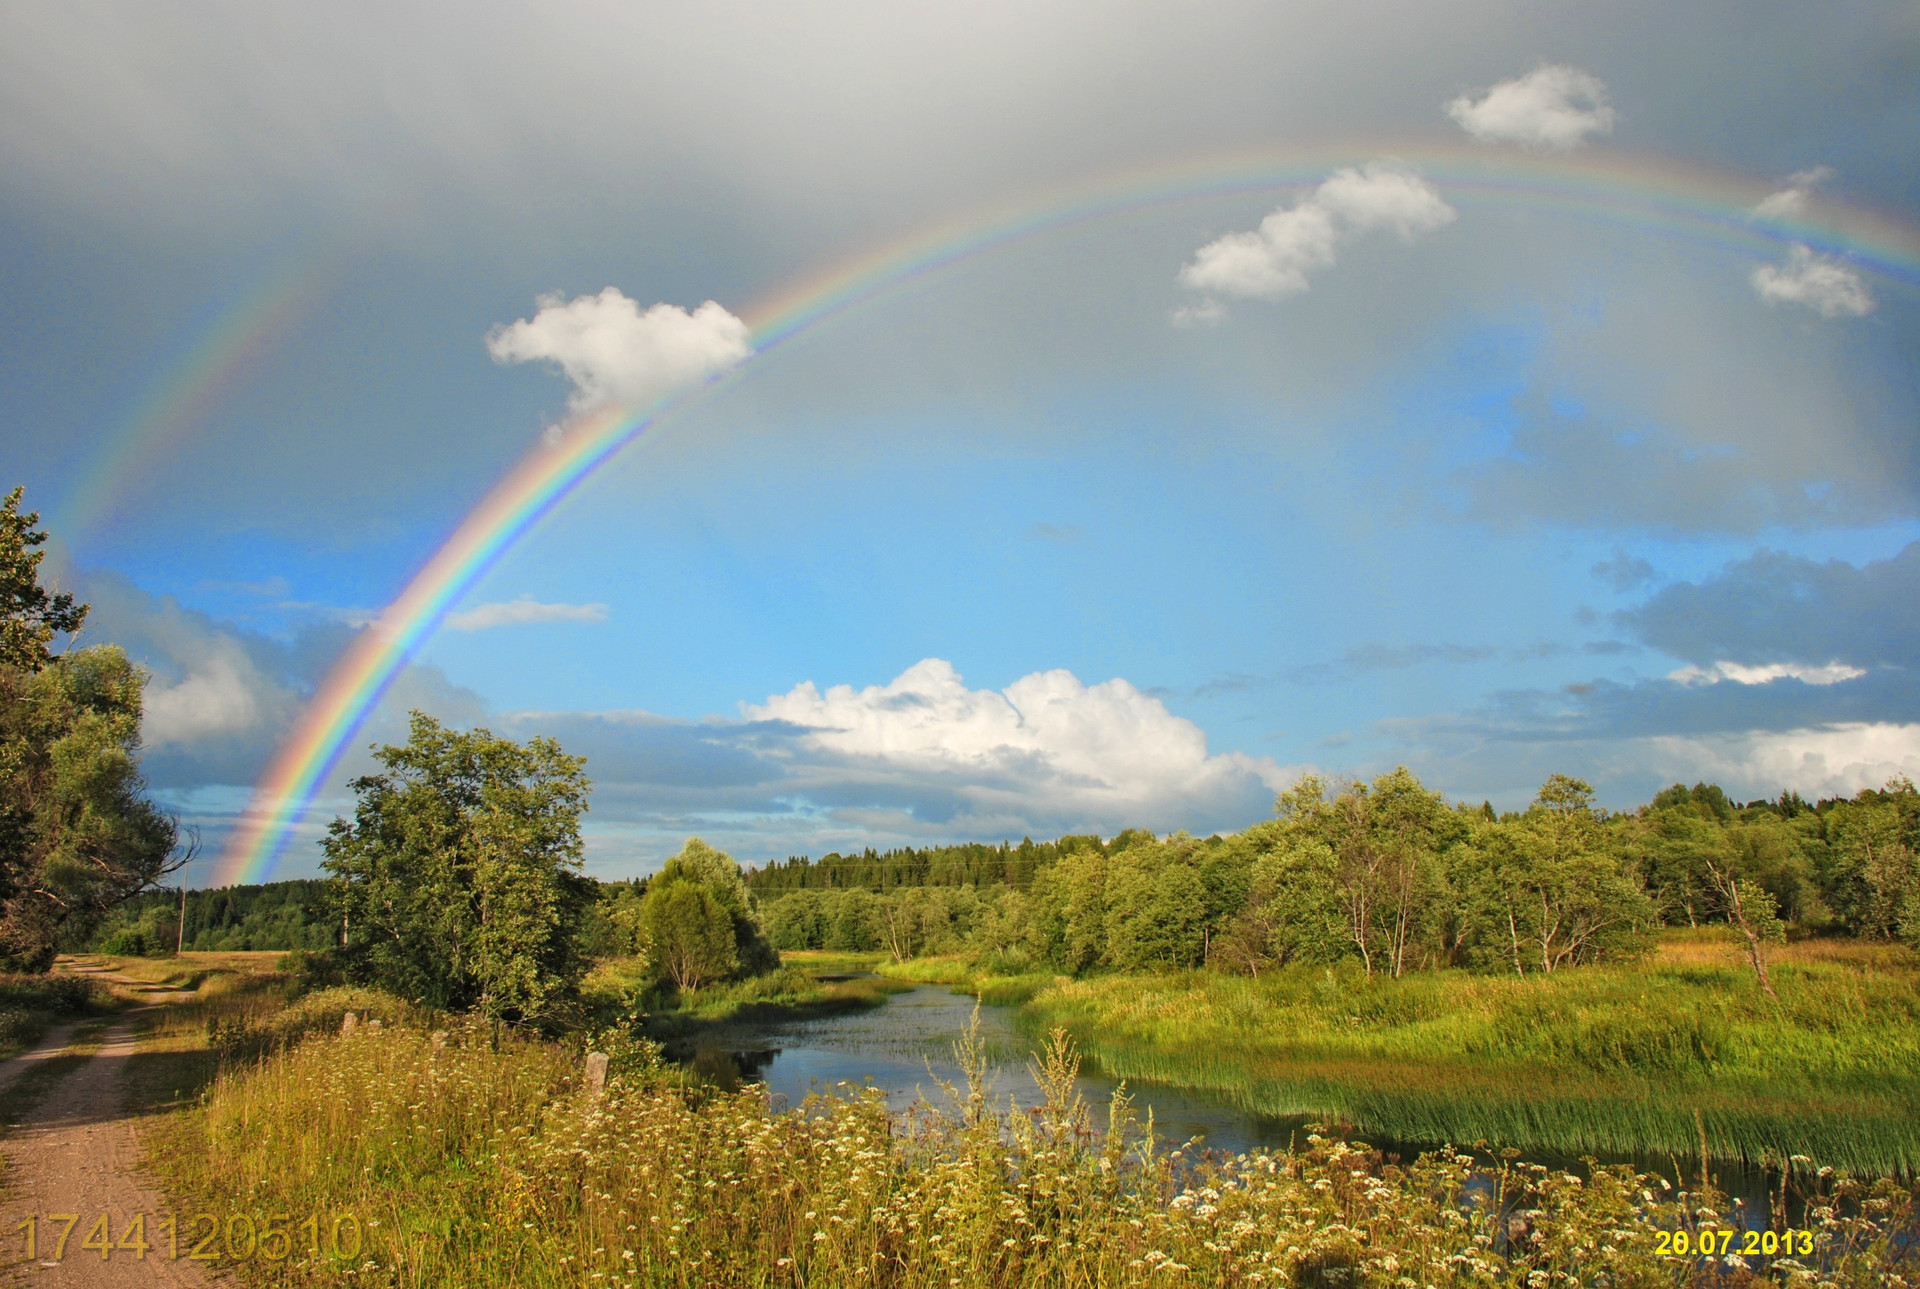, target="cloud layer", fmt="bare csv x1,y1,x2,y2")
485,289,751,414
1750,245,1874,317
1178,163,1455,304
1619,543,1920,671
1446,64,1615,150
